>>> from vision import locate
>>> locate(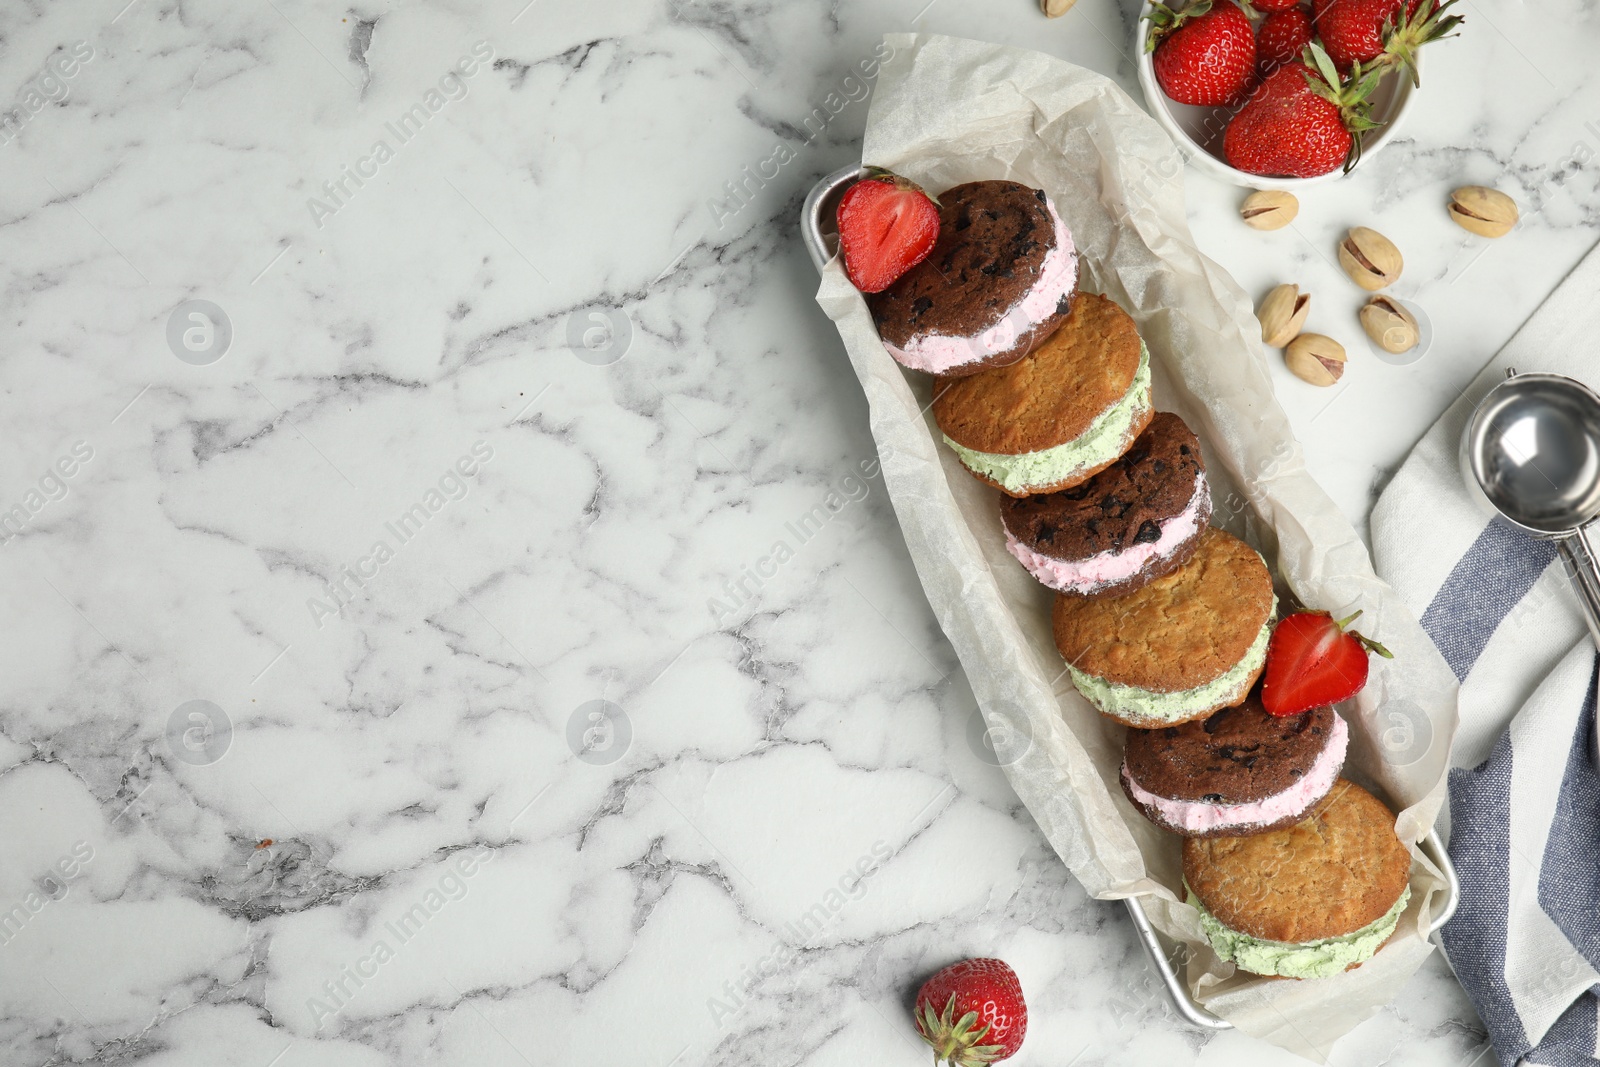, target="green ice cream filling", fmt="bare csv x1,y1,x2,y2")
1187,884,1411,980
943,341,1152,494
1067,604,1275,725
